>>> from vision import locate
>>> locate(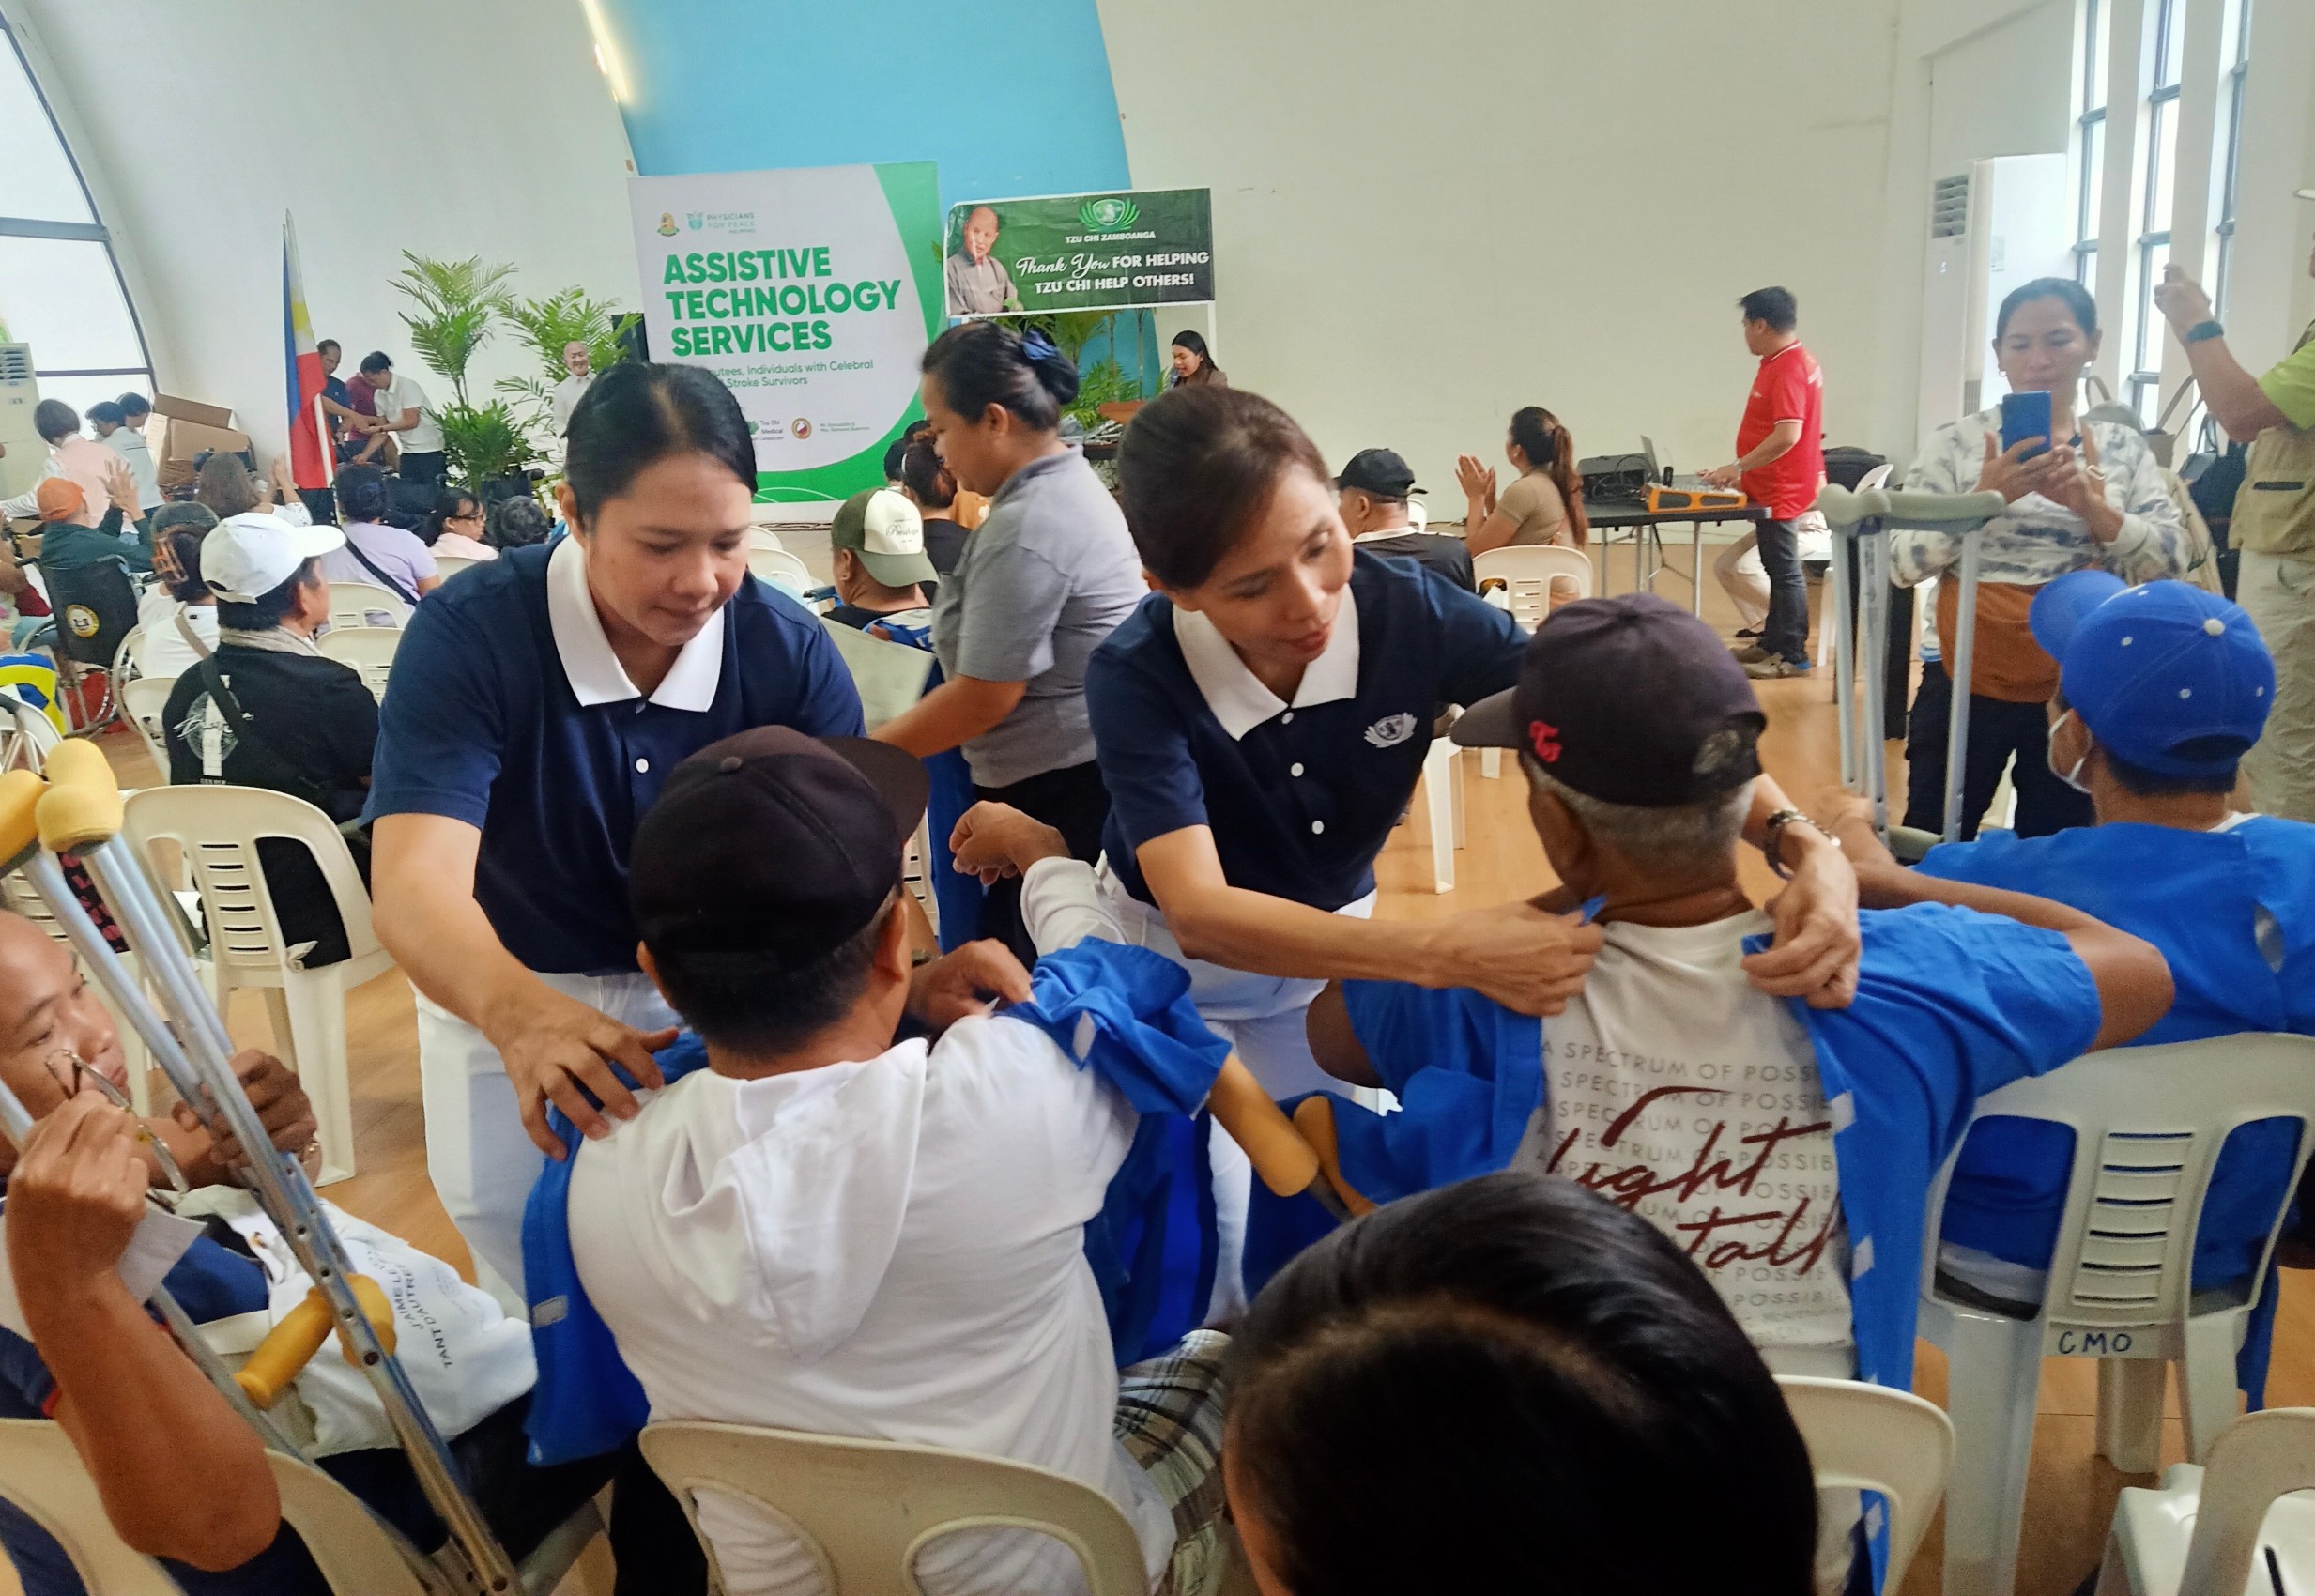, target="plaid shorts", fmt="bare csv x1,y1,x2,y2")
1113,1328,1231,1596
